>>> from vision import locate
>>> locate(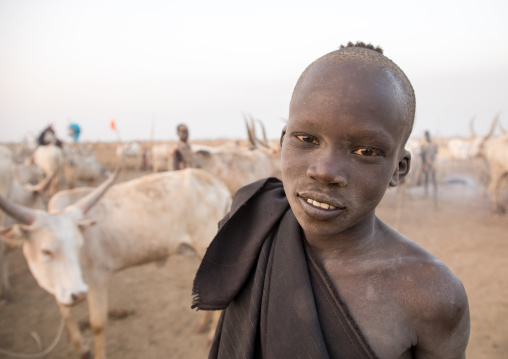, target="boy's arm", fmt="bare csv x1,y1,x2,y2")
412,265,470,359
